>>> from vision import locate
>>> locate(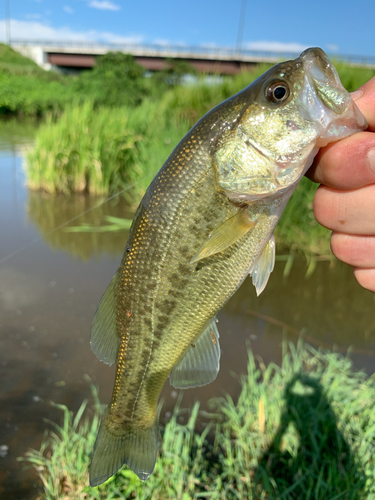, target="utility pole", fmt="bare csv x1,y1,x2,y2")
5,0,10,45
236,0,247,54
